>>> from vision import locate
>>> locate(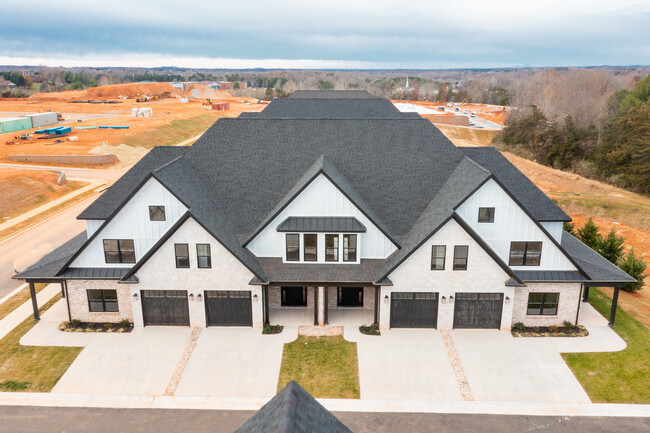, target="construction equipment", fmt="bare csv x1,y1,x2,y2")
57,112,64,121
136,94,158,103
202,98,212,106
